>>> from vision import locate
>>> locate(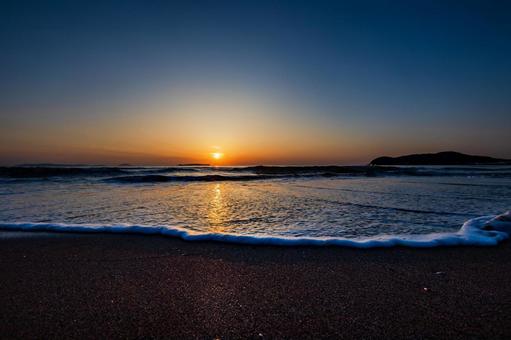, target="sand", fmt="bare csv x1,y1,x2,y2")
1,232,511,339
